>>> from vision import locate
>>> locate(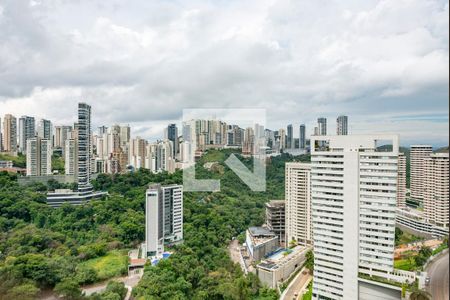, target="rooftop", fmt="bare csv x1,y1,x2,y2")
265,200,285,208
